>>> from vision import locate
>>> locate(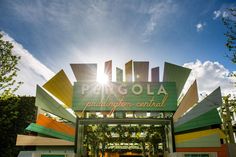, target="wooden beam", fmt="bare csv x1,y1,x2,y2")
16,134,74,146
